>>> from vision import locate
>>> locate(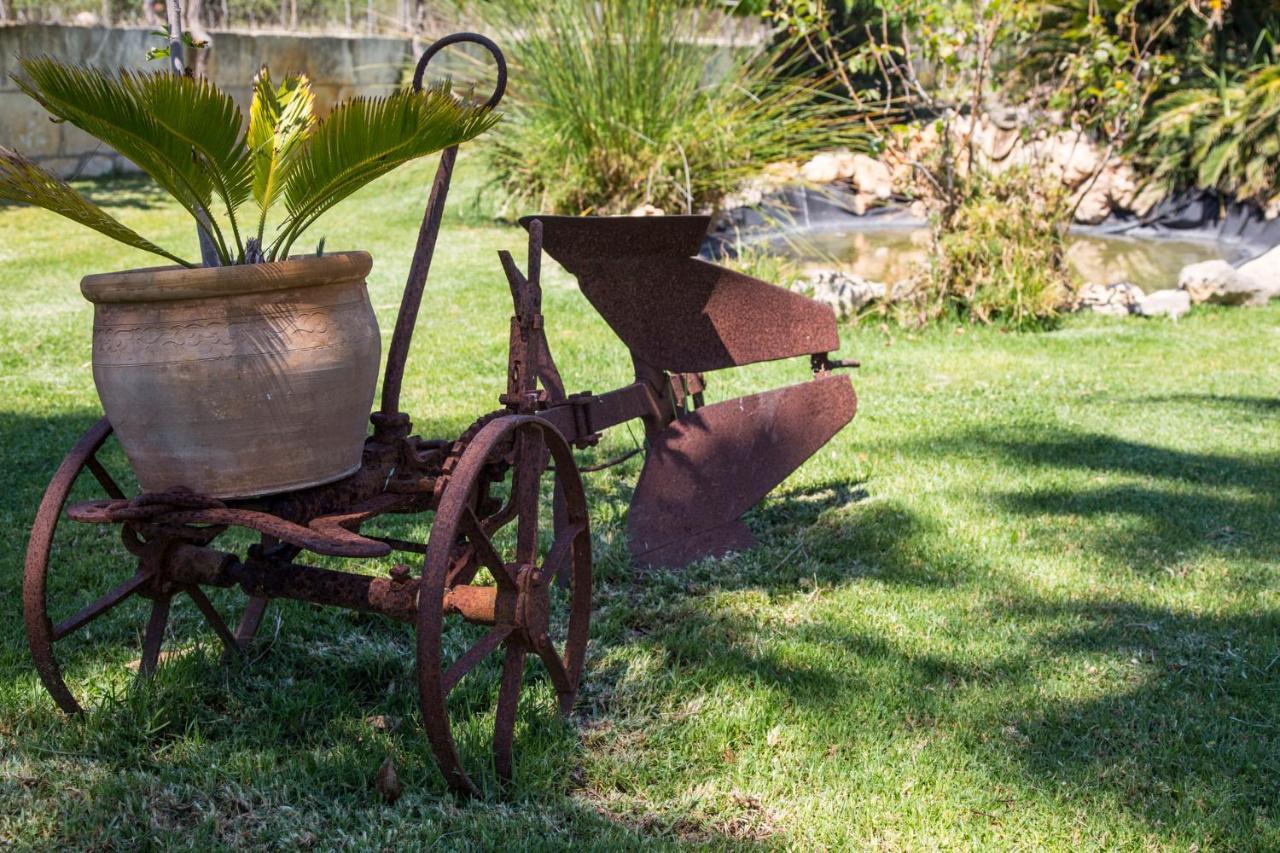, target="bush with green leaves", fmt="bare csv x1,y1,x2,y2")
1137,53,1280,207
0,60,498,267
899,168,1074,331
476,0,867,216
